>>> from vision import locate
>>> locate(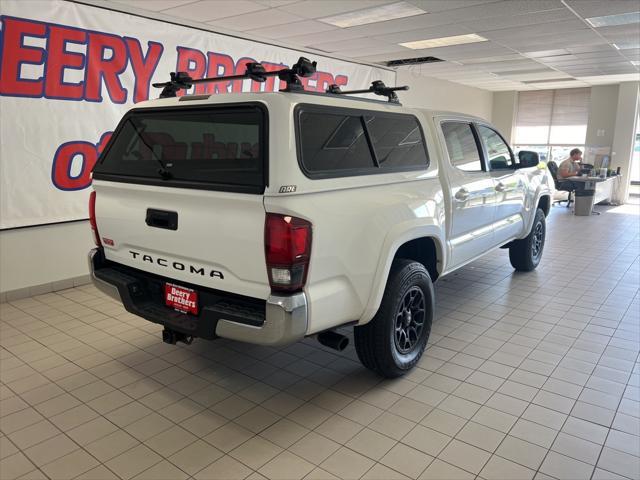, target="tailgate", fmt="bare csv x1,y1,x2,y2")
94,180,270,299
91,103,270,299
